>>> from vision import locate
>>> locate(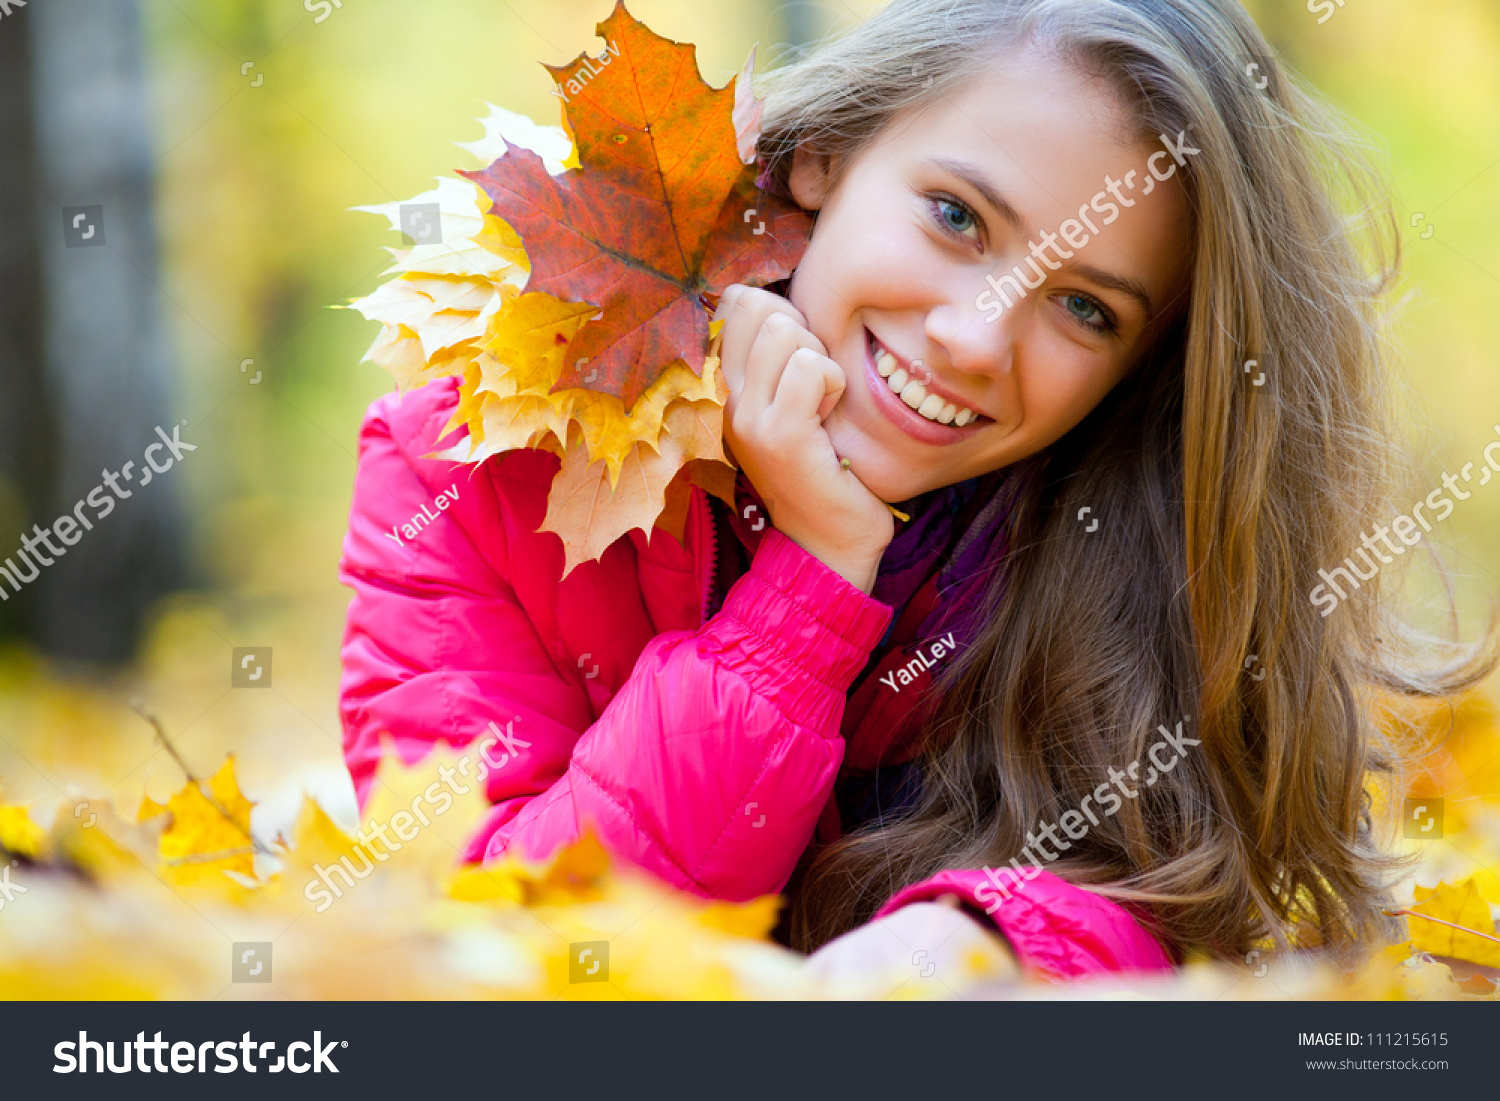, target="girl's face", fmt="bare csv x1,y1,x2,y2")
787,45,1193,503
